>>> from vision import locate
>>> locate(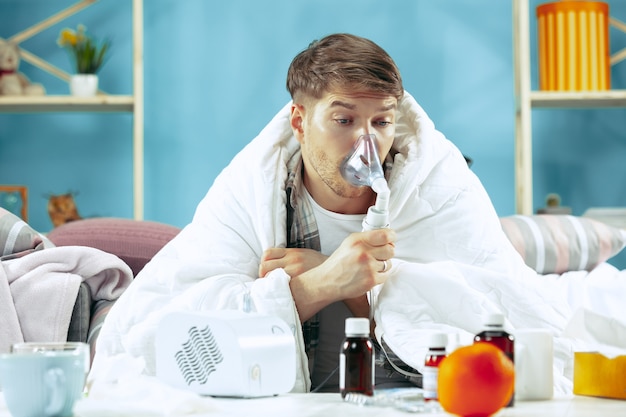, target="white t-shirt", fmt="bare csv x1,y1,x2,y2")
304,189,411,392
